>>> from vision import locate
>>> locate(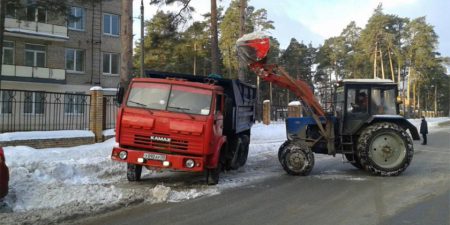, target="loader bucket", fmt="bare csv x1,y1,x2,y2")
236,32,270,64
